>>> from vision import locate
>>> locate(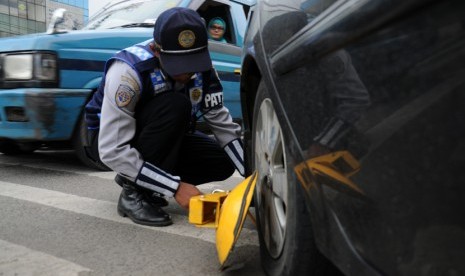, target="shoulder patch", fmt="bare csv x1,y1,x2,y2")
115,85,135,107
